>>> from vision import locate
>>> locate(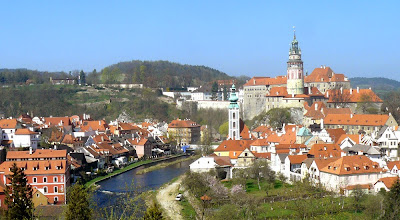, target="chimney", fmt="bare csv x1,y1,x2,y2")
340,87,343,94
101,136,104,142
99,121,101,125
357,87,360,93
253,79,256,85
315,103,318,111
327,91,329,98
29,147,32,155
369,87,371,90
350,89,352,95
350,114,353,118
321,118,324,129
